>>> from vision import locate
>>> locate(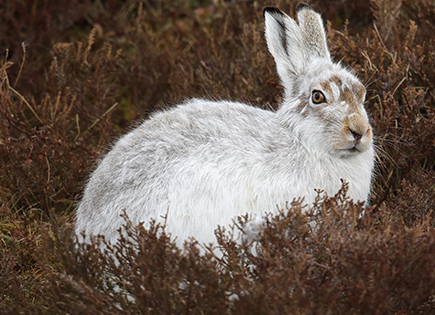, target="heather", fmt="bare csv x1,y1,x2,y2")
1,0,434,313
